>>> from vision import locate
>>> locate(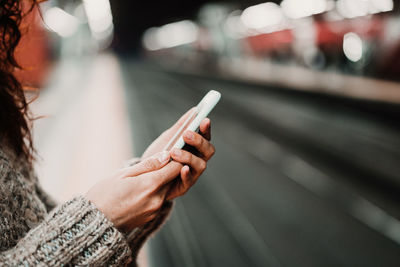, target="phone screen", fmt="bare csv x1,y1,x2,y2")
163,90,221,151
163,108,198,151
